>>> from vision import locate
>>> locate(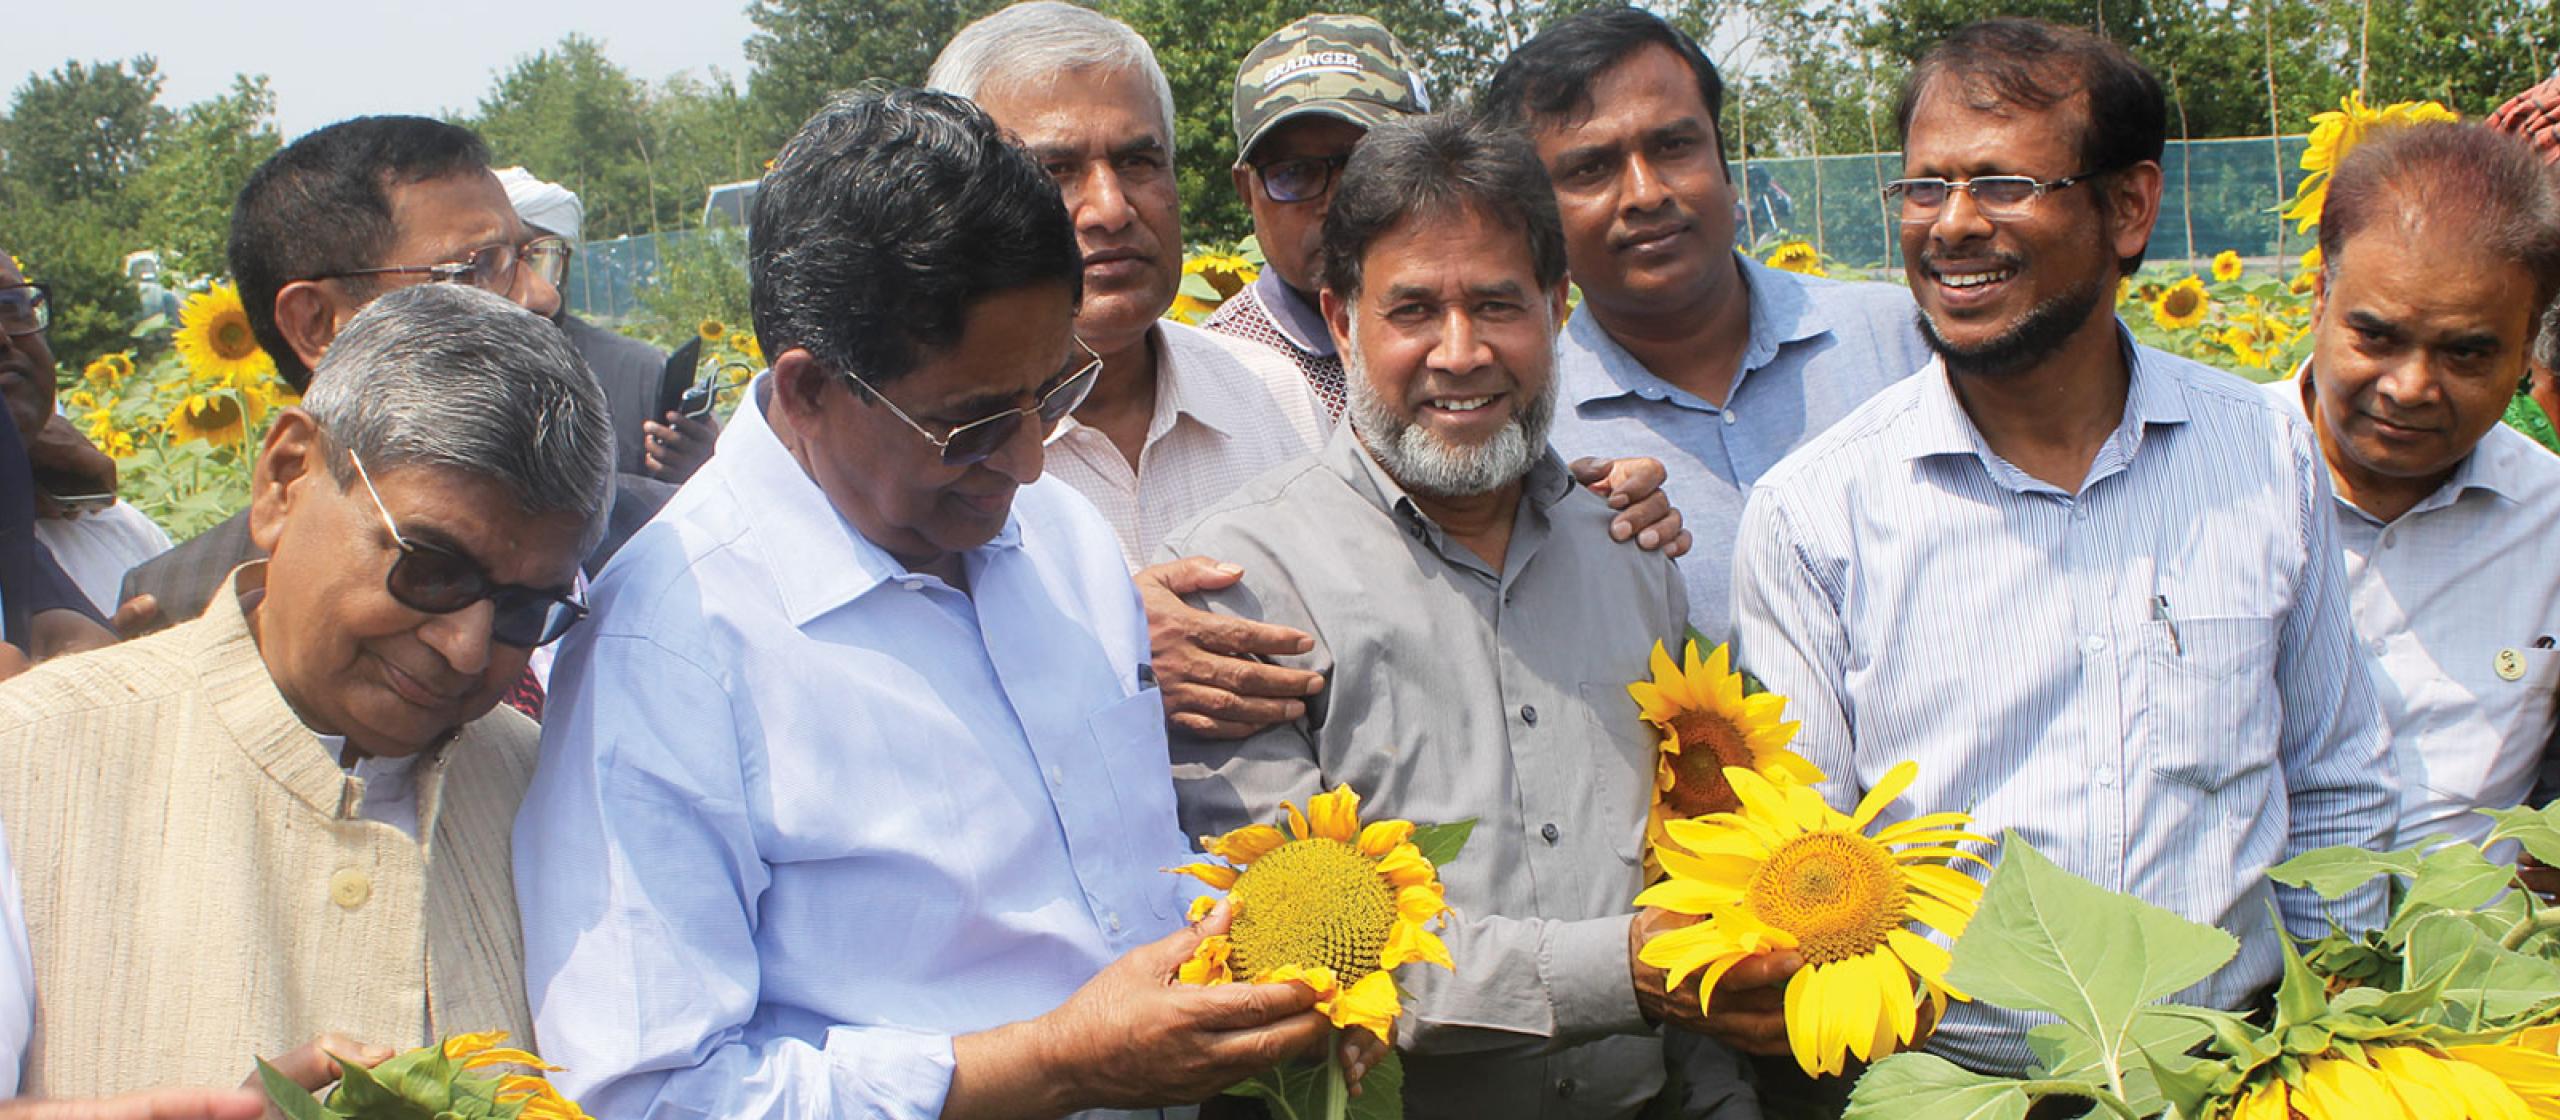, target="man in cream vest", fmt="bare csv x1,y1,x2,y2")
0,283,614,1096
